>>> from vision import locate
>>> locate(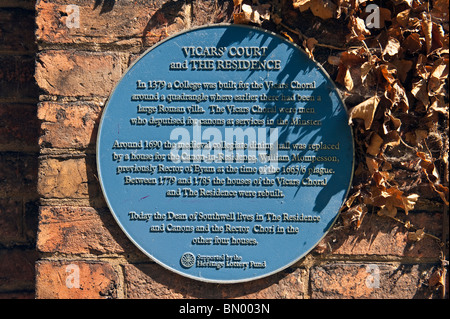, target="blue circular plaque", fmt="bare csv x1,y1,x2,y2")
97,24,354,283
